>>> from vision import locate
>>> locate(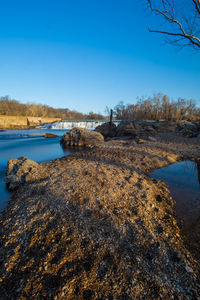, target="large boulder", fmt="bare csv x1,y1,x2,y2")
95,122,117,138
60,127,104,147
5,157,43,190
116,121,137,137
